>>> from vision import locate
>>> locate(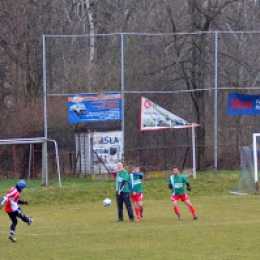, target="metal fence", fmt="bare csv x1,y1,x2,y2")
41,31,259,172
4,31,260,177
